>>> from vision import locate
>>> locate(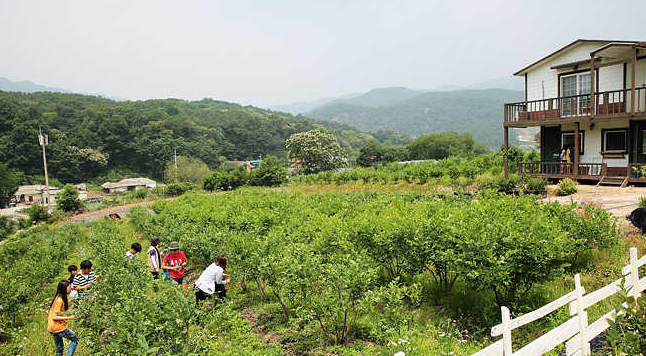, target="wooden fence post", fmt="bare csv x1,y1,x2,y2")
628,247,641,300
501,306,512,356
574,274,590,355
